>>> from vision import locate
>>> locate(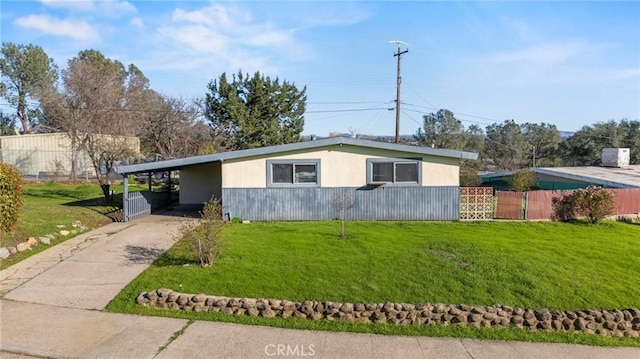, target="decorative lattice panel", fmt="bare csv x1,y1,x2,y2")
459,187,494,220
